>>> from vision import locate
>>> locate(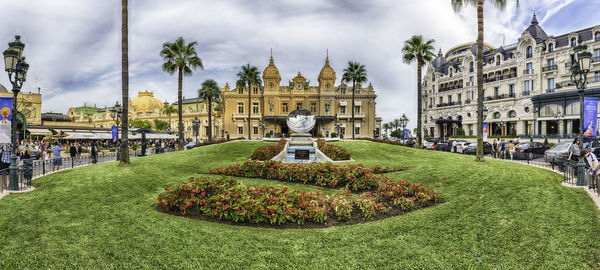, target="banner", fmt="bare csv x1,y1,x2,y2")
112,126,118,143
482,123,488,141
583,97,598,142
403,129,408,139
0,97,12,143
